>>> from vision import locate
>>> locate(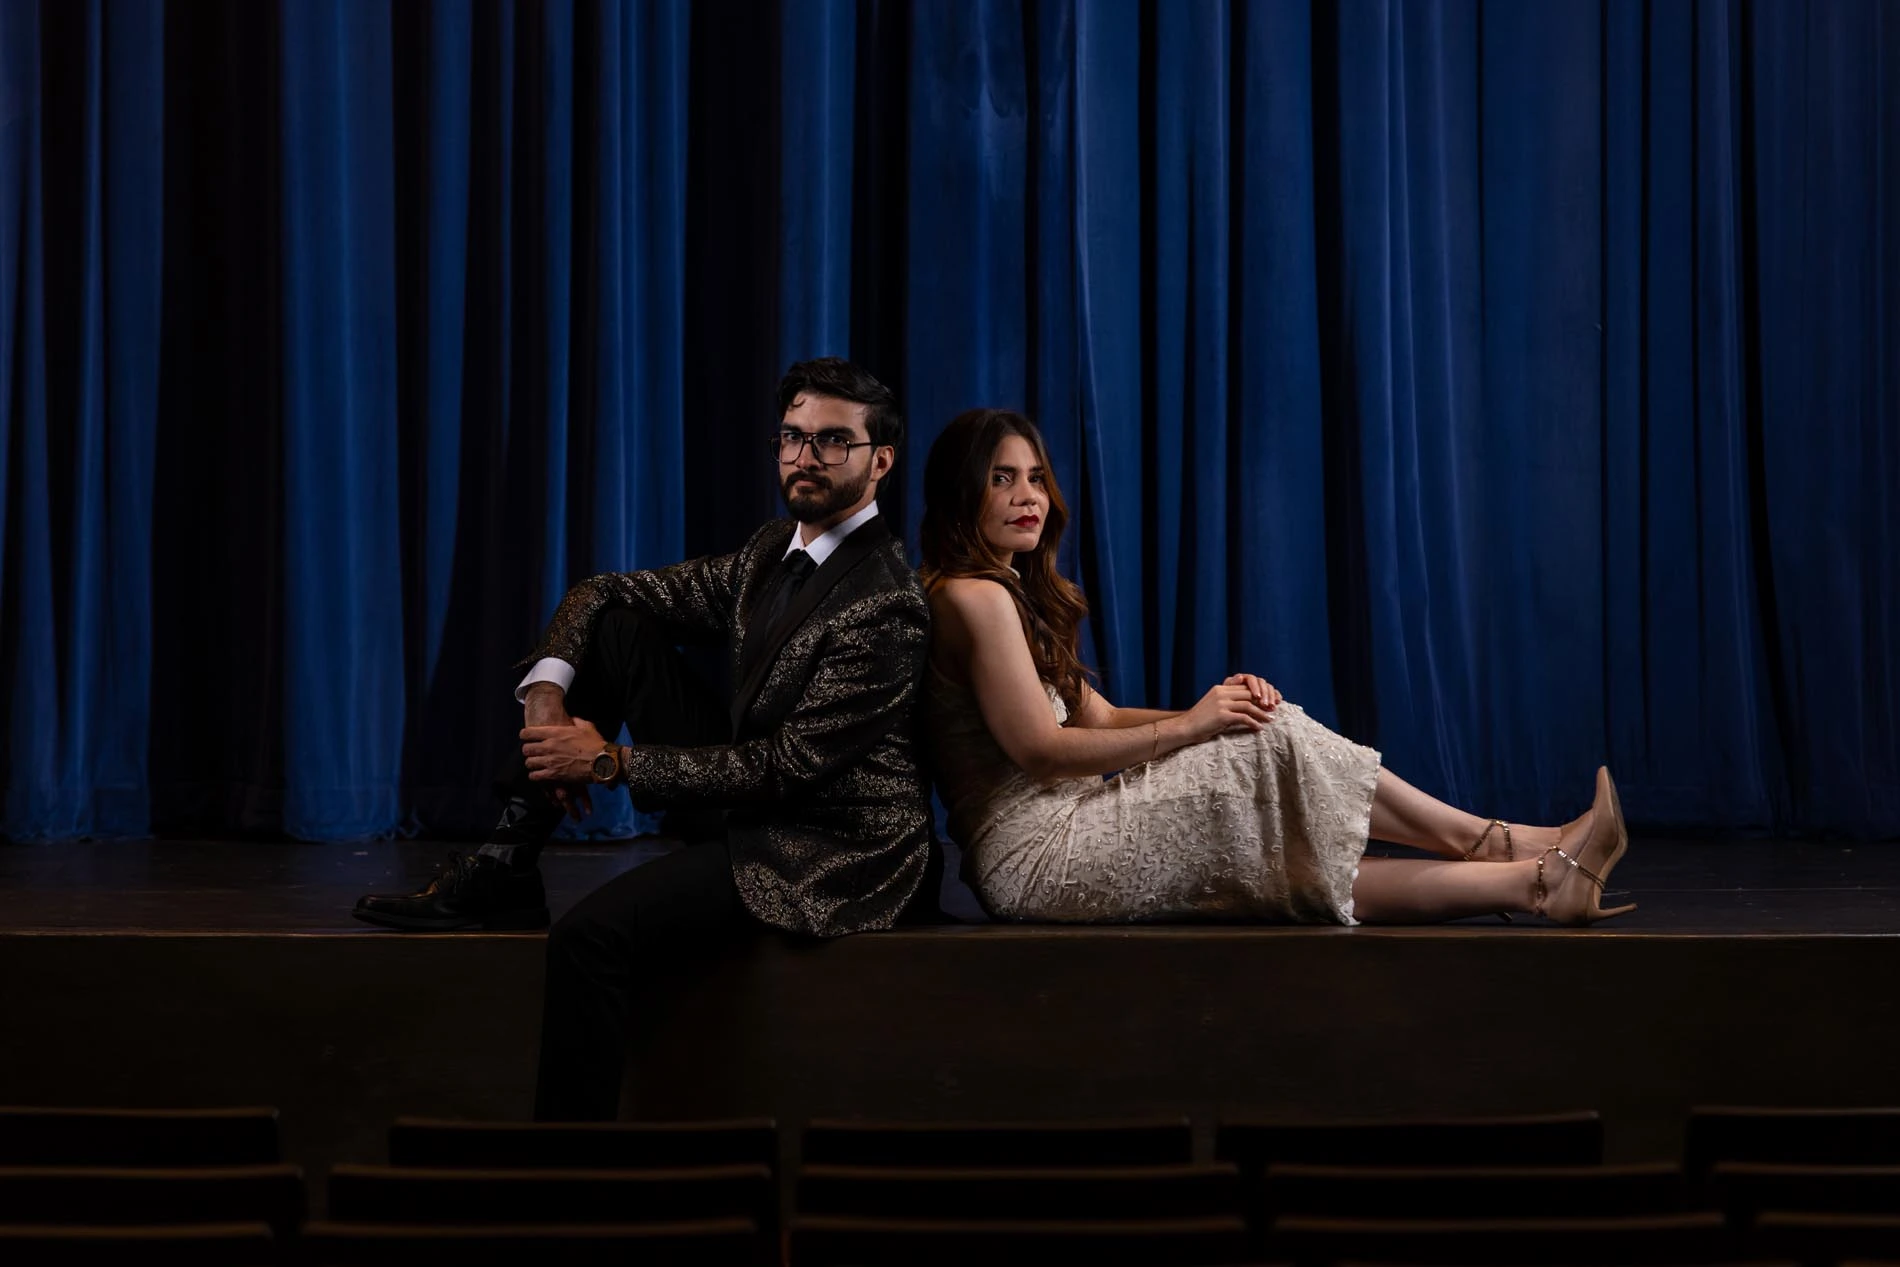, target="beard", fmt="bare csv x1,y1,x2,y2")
780,463,872,523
